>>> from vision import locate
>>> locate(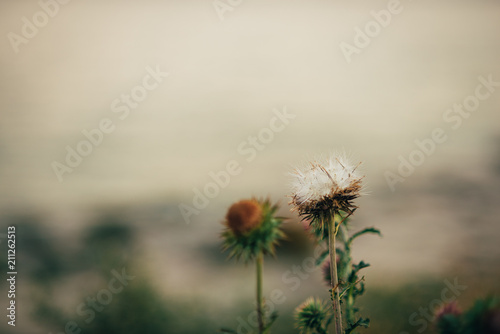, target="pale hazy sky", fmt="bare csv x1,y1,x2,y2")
0,0,499,214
